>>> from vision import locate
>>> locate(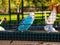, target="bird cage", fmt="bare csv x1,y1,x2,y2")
0,0,60,42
